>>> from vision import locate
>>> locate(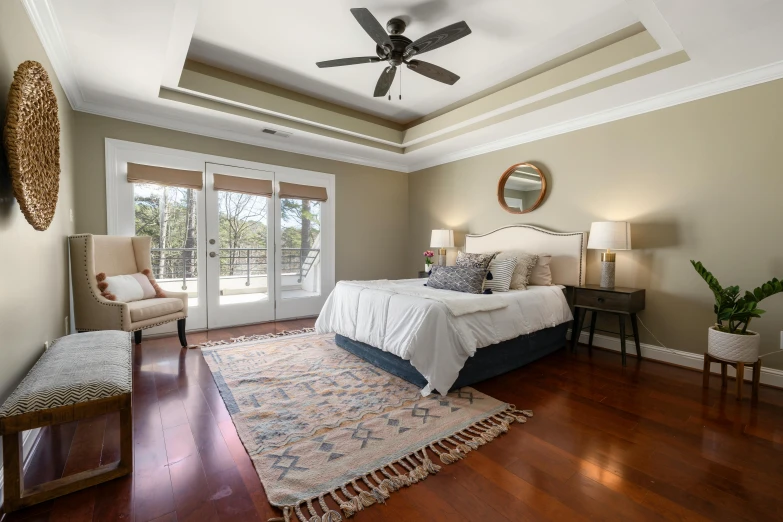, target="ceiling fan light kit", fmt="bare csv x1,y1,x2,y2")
316,8,471,98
